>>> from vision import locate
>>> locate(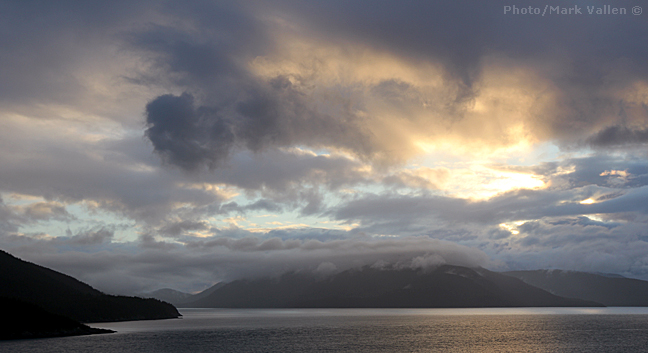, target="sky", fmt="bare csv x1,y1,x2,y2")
2,0,648,295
